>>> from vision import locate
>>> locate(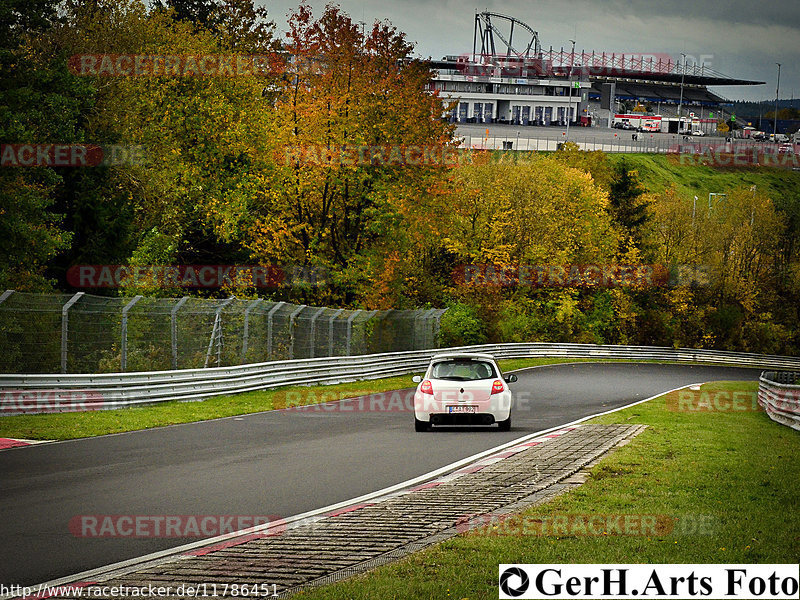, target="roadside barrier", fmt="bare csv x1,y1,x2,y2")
758,371,800,431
